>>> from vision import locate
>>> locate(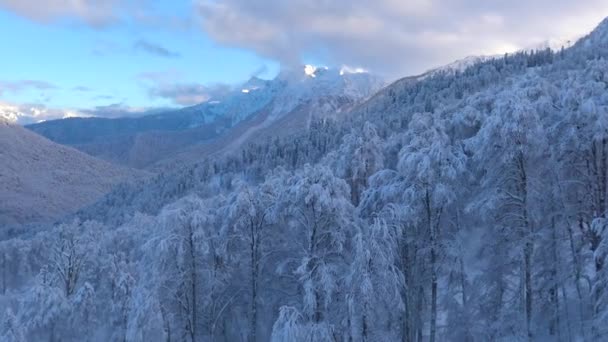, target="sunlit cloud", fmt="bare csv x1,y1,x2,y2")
196,0,608,76
0,101,88,124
